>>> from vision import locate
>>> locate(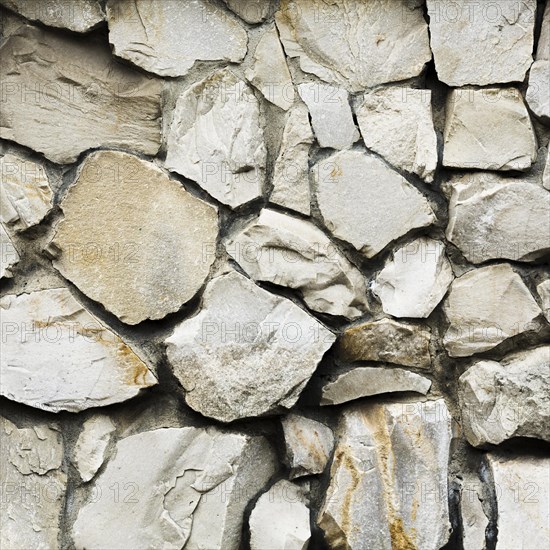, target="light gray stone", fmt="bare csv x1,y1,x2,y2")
0,223,19,278
166,69,266,208
225,209,369,319
222,0,270,24
165,271,336,422
537,279,550,322
314,150,435,258
526,61,550,122
543,147,550,190
459,474,488,550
